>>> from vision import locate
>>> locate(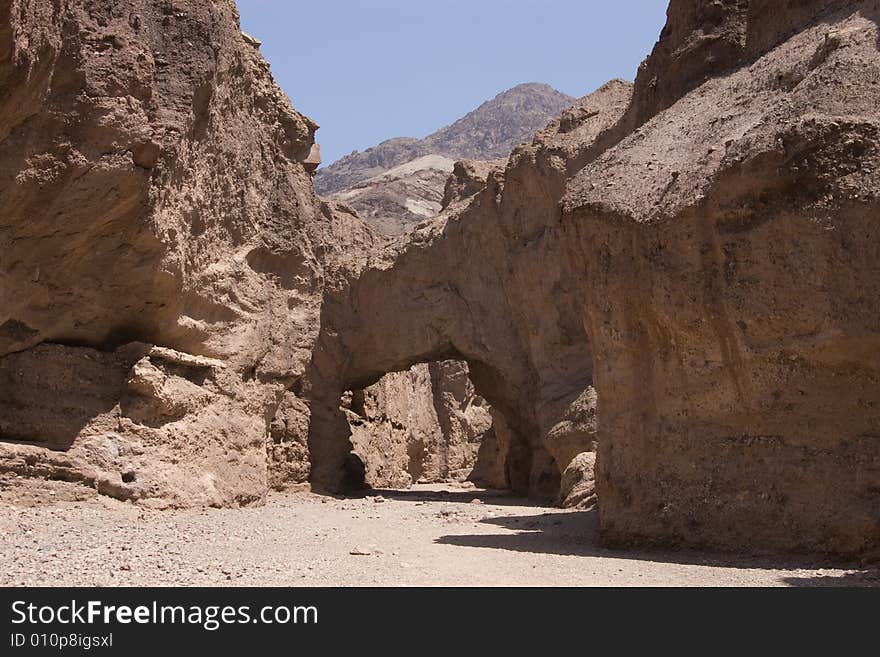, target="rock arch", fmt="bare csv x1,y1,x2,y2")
300,81,634,500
